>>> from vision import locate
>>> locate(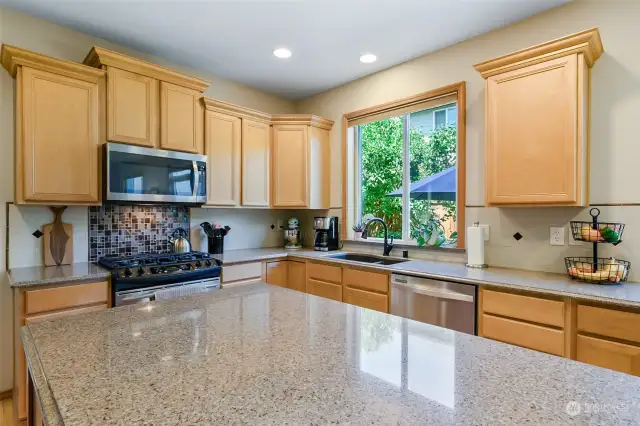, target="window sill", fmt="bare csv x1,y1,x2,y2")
343,238,466,254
